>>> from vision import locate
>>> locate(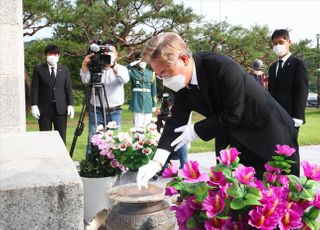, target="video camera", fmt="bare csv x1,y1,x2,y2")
87,40,113,83
156,92,173,132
